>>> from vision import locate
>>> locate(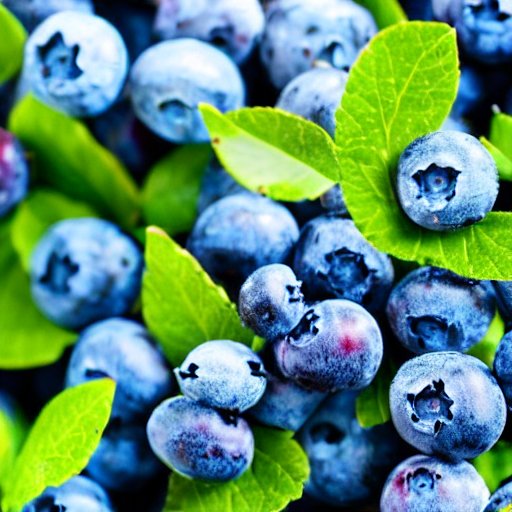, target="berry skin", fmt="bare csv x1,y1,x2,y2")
21,12,128,117
274,299,383,392
380,455,490,512
147,396,254,482
484,481,512,512
456,0,512,65
154,0,265,64
396,130,498,231
293,216,394,312
30,218,143,330
493,280,512,320
0,129,29,218
86,422,163,492
276,66,348,138
260,0,376,89
175,340,267,413
239,264,305,342
130,39,245,143
66,318,173,422
319,184,348,216
22,475,113,512
187,193,299,297
493,331,512,411
390,352,506,461
3,0,93,32
386,266,496,354
250,370,326,431
299,391,410,507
